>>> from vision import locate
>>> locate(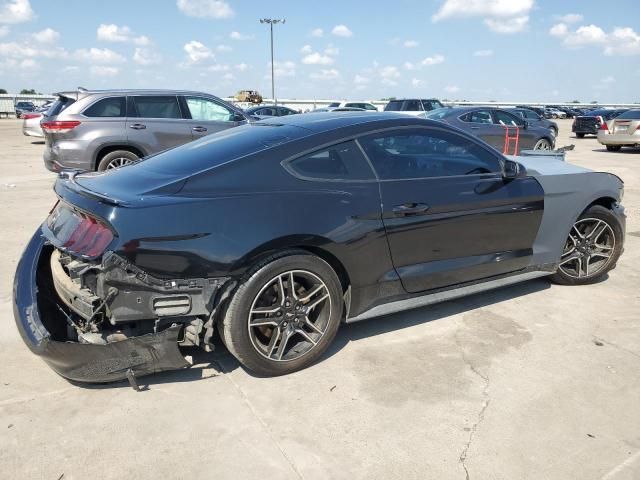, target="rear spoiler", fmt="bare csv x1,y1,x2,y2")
56,170,126,207
52,87,89,101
